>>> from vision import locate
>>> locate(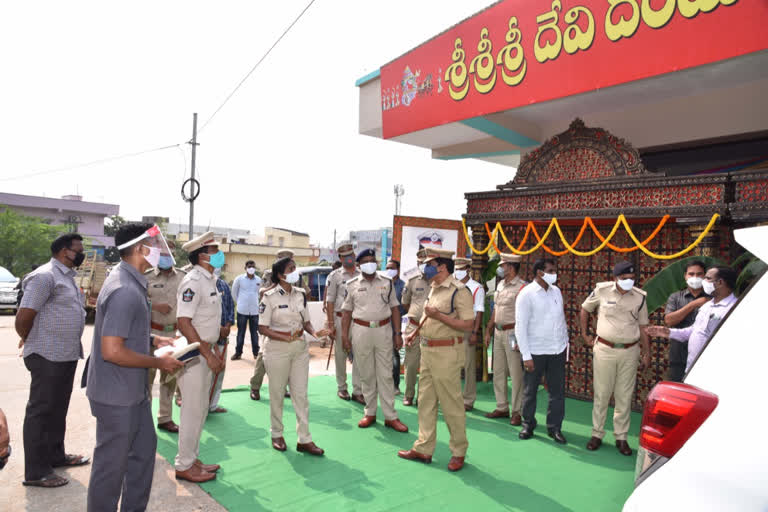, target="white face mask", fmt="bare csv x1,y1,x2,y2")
143,245,161,268
246,267,256,276
541,272,557,286
360,262,378,275
687,277,703,289
496,266,505,278
702,279,716,296
418,263,426,273
454,269,468,280
284,270,300,284
213,268,222,278
617,278,635,291
385,268,398,279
